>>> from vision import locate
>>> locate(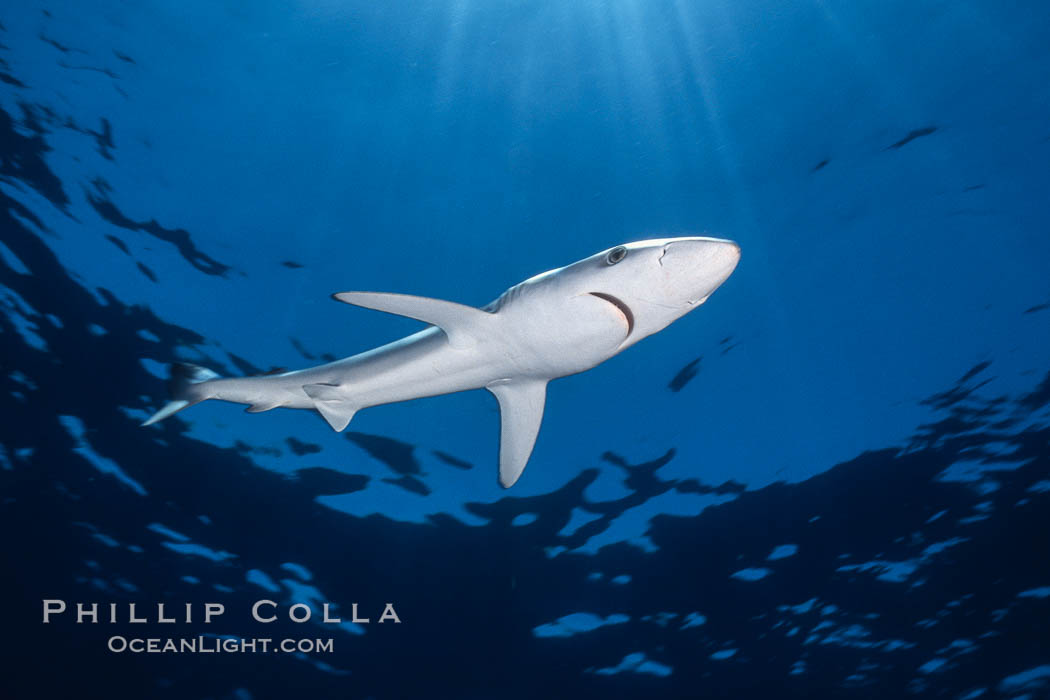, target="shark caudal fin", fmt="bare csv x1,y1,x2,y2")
141,362,220,426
